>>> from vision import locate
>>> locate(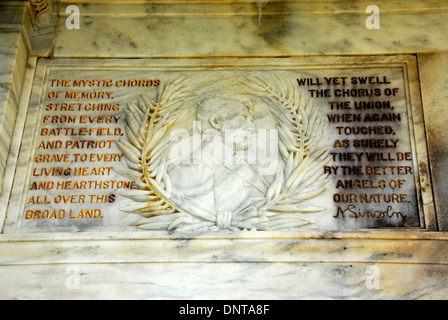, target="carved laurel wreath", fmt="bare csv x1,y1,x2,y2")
116,75,330,232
